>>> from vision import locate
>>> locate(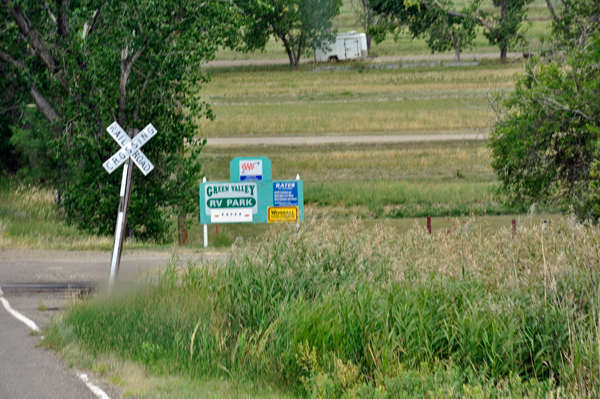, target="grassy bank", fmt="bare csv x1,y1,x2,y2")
47,219,600,397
